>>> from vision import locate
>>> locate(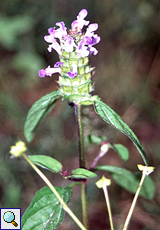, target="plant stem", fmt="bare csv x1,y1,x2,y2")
75,103,89,229
122,169,147,230
81,183,89,229
75,104,85,168
22,153,87,230
103,184,114,230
